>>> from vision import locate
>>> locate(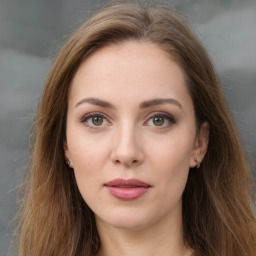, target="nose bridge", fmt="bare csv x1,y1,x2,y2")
111,120,143,167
